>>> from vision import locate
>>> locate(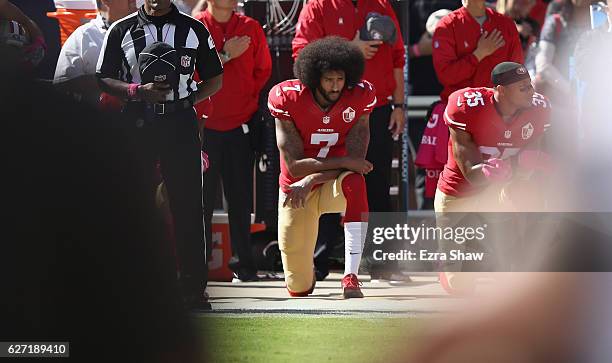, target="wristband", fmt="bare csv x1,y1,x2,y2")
127,83,140,100
411,44,421,58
